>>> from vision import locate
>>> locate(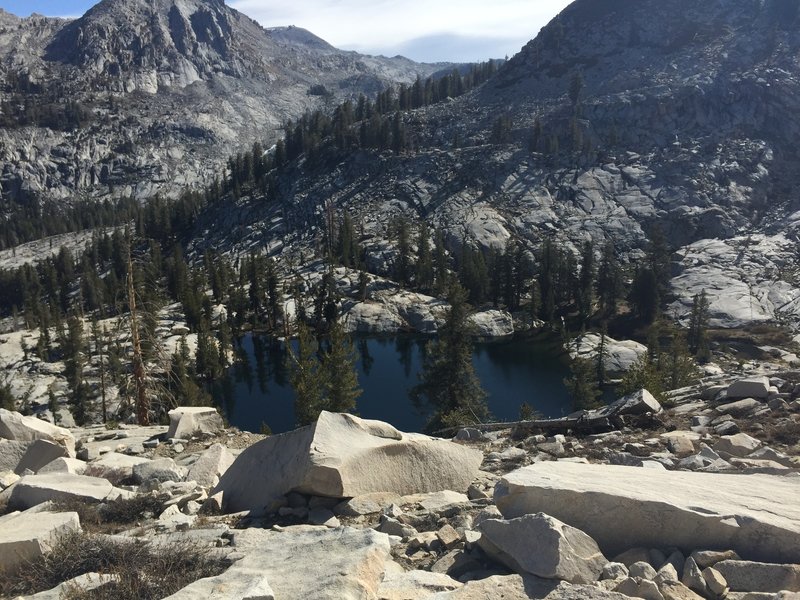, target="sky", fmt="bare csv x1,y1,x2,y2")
0,0,573,62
